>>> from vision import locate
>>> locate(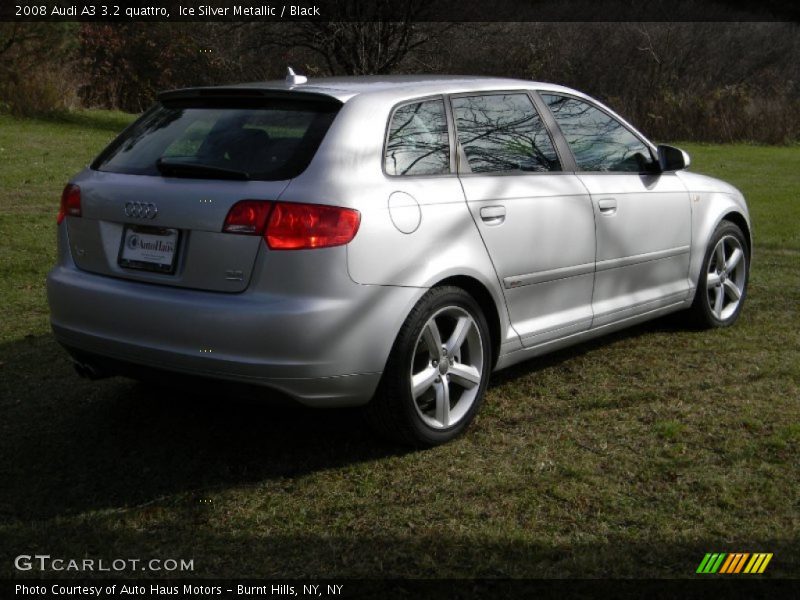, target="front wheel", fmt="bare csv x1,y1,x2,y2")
366,286,492,447
689,221,749,328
